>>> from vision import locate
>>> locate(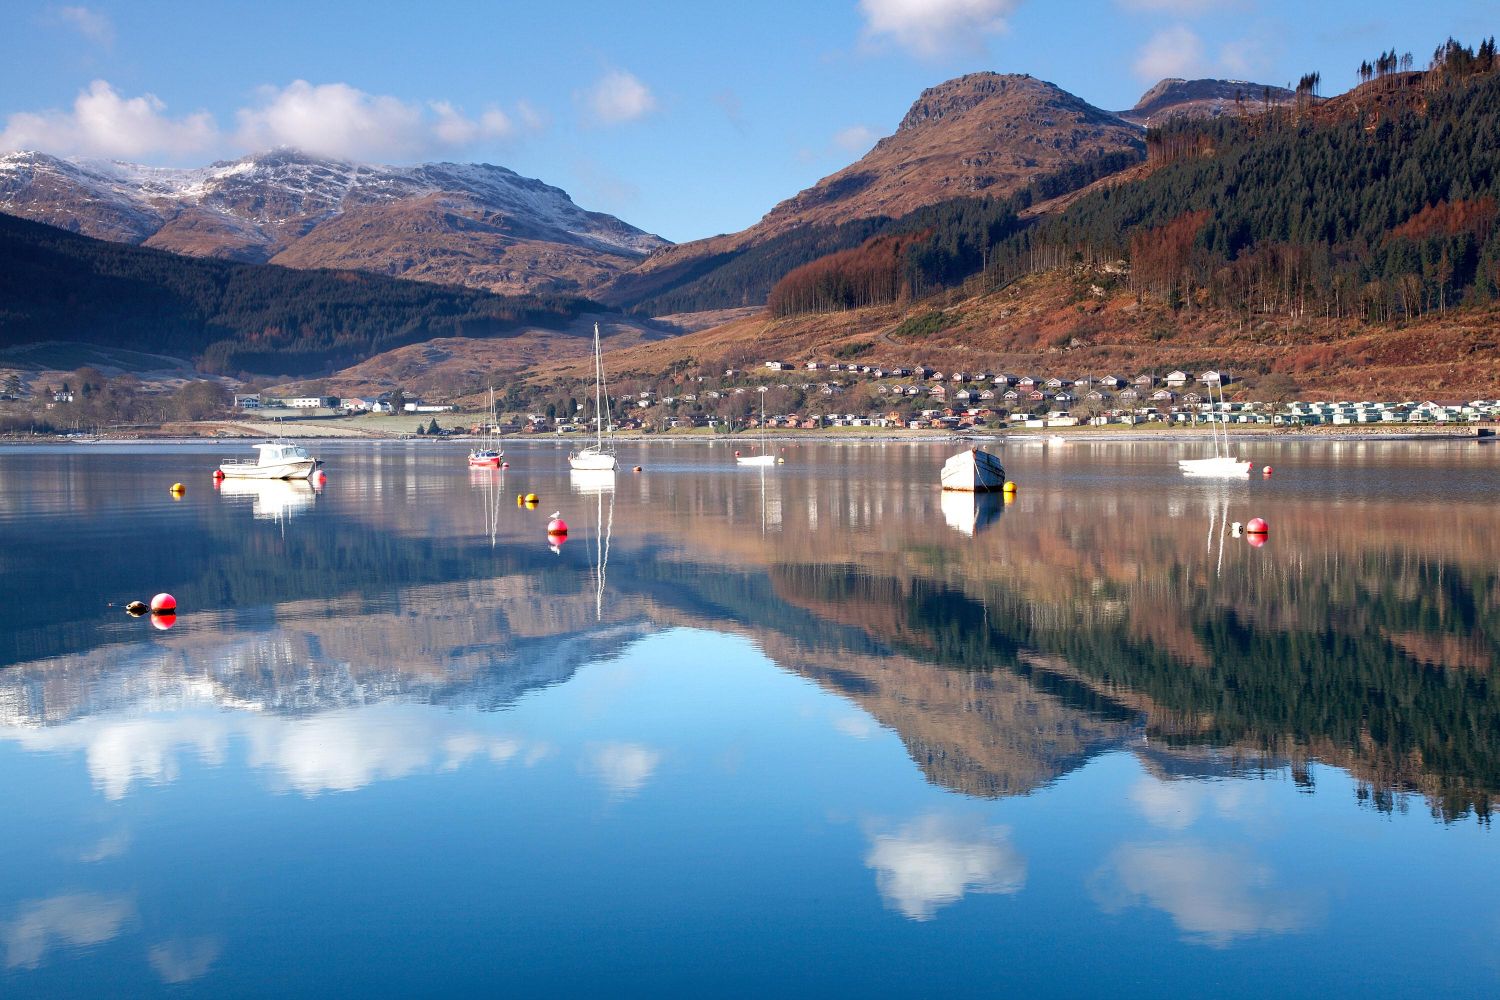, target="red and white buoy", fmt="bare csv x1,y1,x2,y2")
150,592,177,613
546,512,568,536
1246,517,1269,535
1263,465,1273,477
